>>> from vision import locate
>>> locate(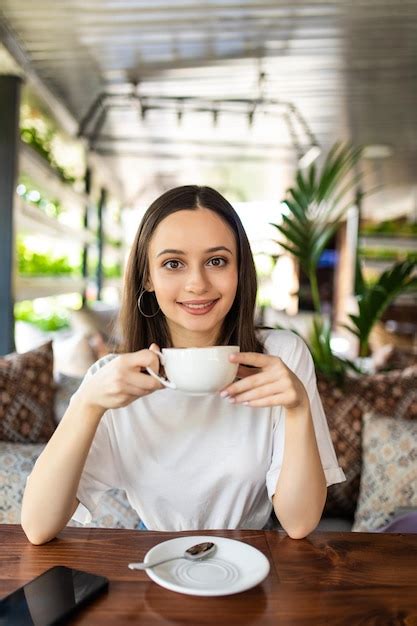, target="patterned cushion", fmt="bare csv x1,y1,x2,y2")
318,366,417,518
0,442,45,523
352,413,417,532
0,342,56,443
0,442,140,529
